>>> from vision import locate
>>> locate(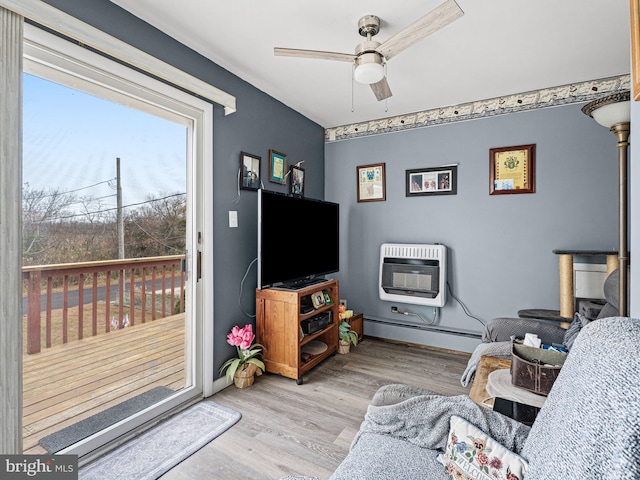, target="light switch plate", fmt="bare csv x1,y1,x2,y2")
229,210,238,228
